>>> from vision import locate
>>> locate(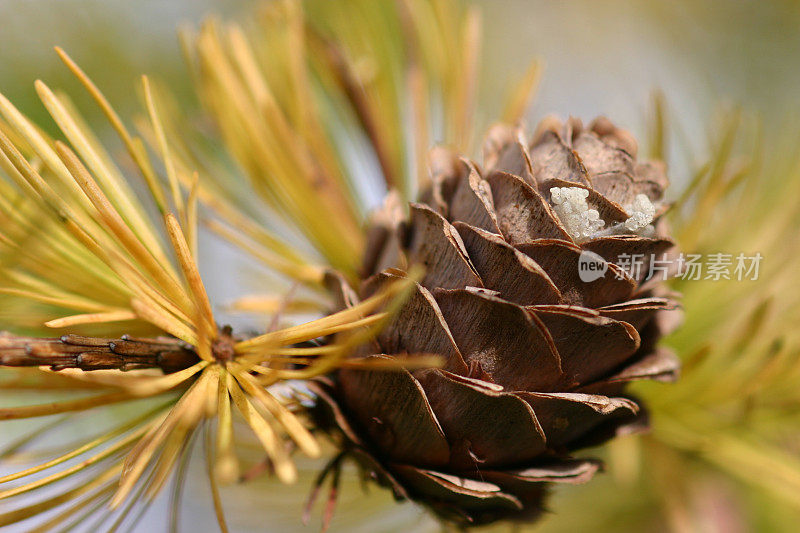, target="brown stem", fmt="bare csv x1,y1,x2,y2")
307,29,400,193
0,332,200,374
